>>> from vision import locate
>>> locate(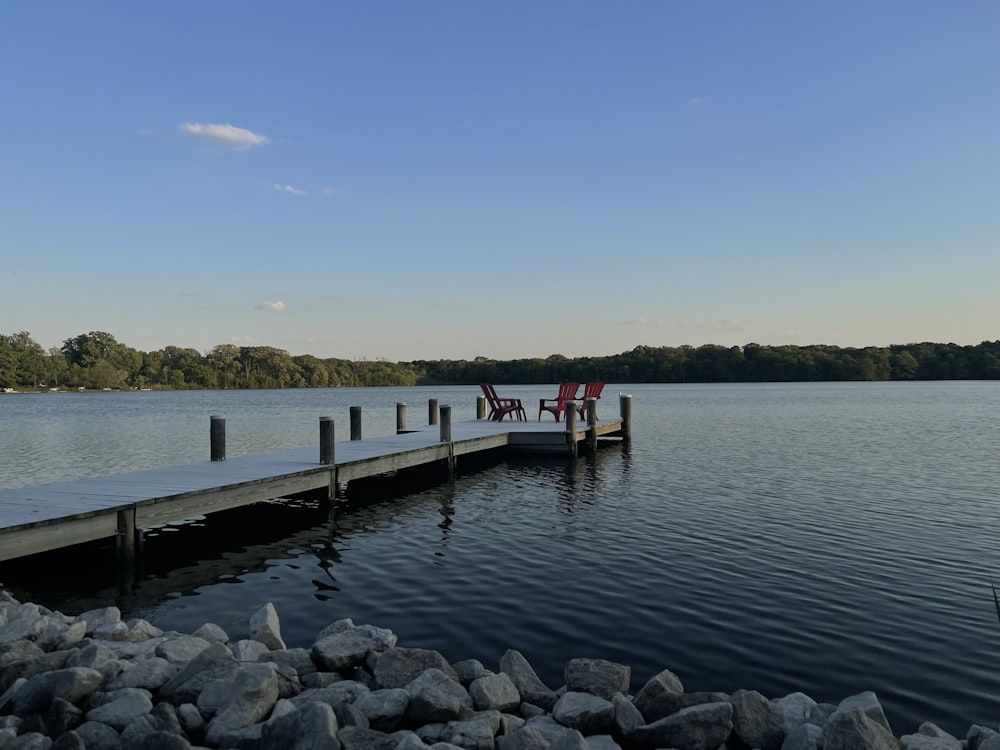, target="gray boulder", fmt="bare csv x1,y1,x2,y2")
73,607,121,636
44,697,83,736
900,722,962,750
776,692,819,733
104,656,176,691
74,721,122,750
354,688,410,731
405,668,474,725
65,645,122,684
783,722,825,750
373,648,459,689
154,635,212,667
453,659,488,687
829,691,893,735
630,668,685,722
499,650,557,711
563,659,630,701
439,716,497,750
968,725,1000,750
469,672,520,712
158,642,239,706
5,732,52,750
11,668,103,715
192,622,230,645
585,736,621,750
260,701,341,750
204,662,281,745
824,708,900,750
249,602,286,651
552,692,615,735
232,639,271,663
730,688,785,750
610,694,643,737
495,724,553,750
627,701,734,750
85,688,154,731
312,629,383,674
338,726,414,750
51,731,86,750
